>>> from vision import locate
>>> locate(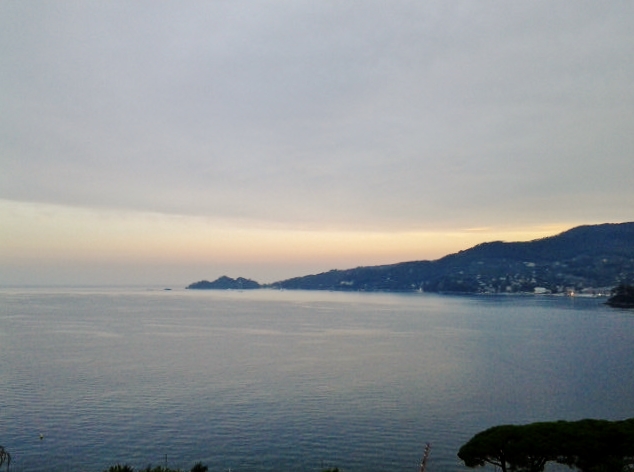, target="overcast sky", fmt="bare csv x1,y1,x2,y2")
1,1,633,285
